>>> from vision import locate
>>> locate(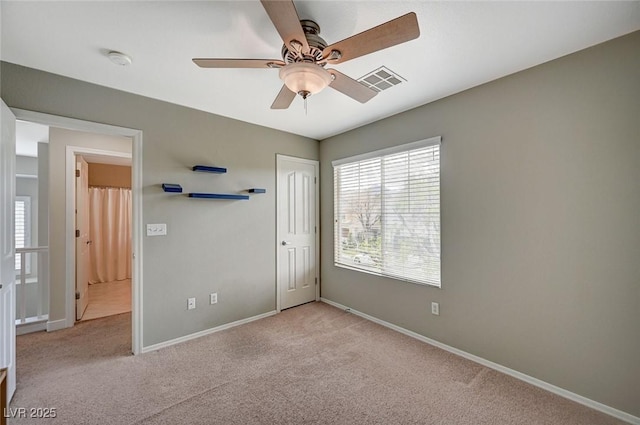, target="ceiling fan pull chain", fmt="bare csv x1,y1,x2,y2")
304,97,308,115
